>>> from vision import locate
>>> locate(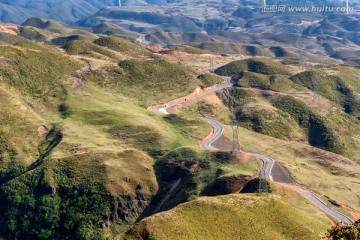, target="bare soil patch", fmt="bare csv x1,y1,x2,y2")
271,162,295,184
212,134,232,151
